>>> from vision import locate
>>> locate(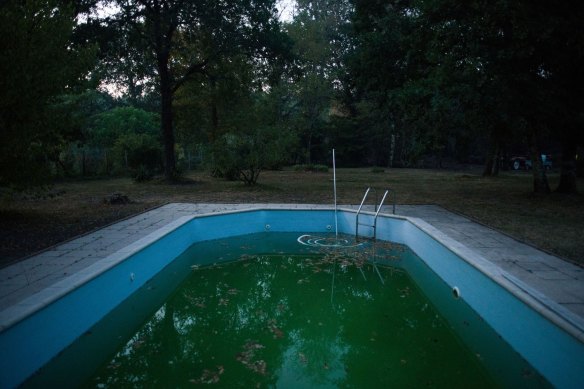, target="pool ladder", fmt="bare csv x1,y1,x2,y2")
355,187,396,285
355,187,395,242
